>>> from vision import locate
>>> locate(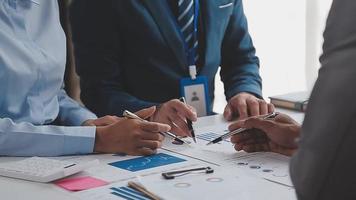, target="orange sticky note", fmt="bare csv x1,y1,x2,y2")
55,176,108,191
